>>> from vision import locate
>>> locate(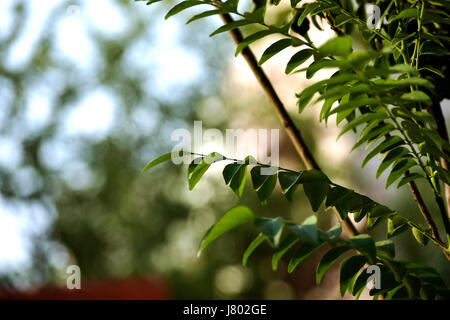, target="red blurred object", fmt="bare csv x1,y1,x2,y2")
0,276,171,300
